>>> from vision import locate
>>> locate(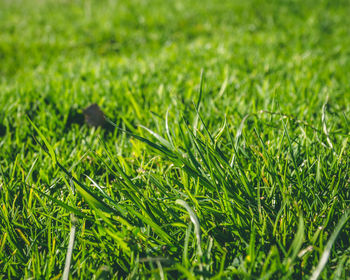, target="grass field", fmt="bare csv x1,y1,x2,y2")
1,0,350,279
